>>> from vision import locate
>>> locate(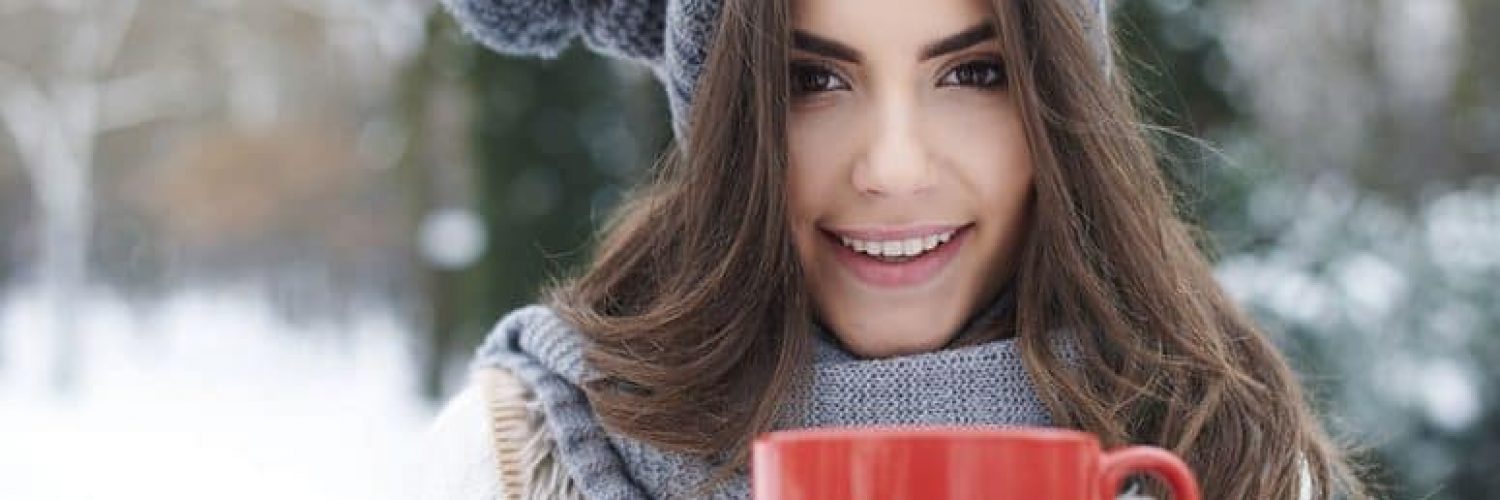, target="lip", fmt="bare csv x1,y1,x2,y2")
823,223,968,241
822,223,974,288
